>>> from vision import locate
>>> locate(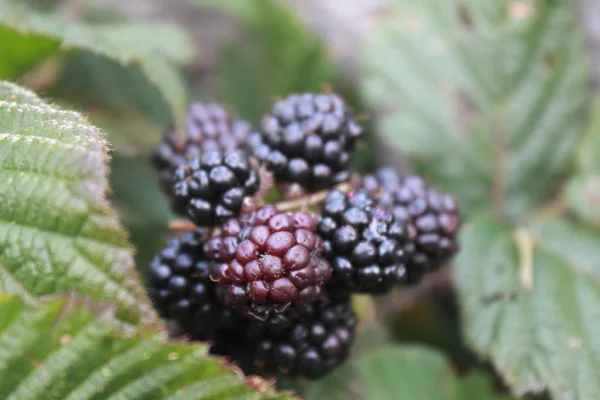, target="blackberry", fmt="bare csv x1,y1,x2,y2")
152,102,252,192
244,296,356,378
361,168,461,271
171,149,260,226
146,230,242,340
204,205,332,320
318,188,414,294
248,92,363,189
